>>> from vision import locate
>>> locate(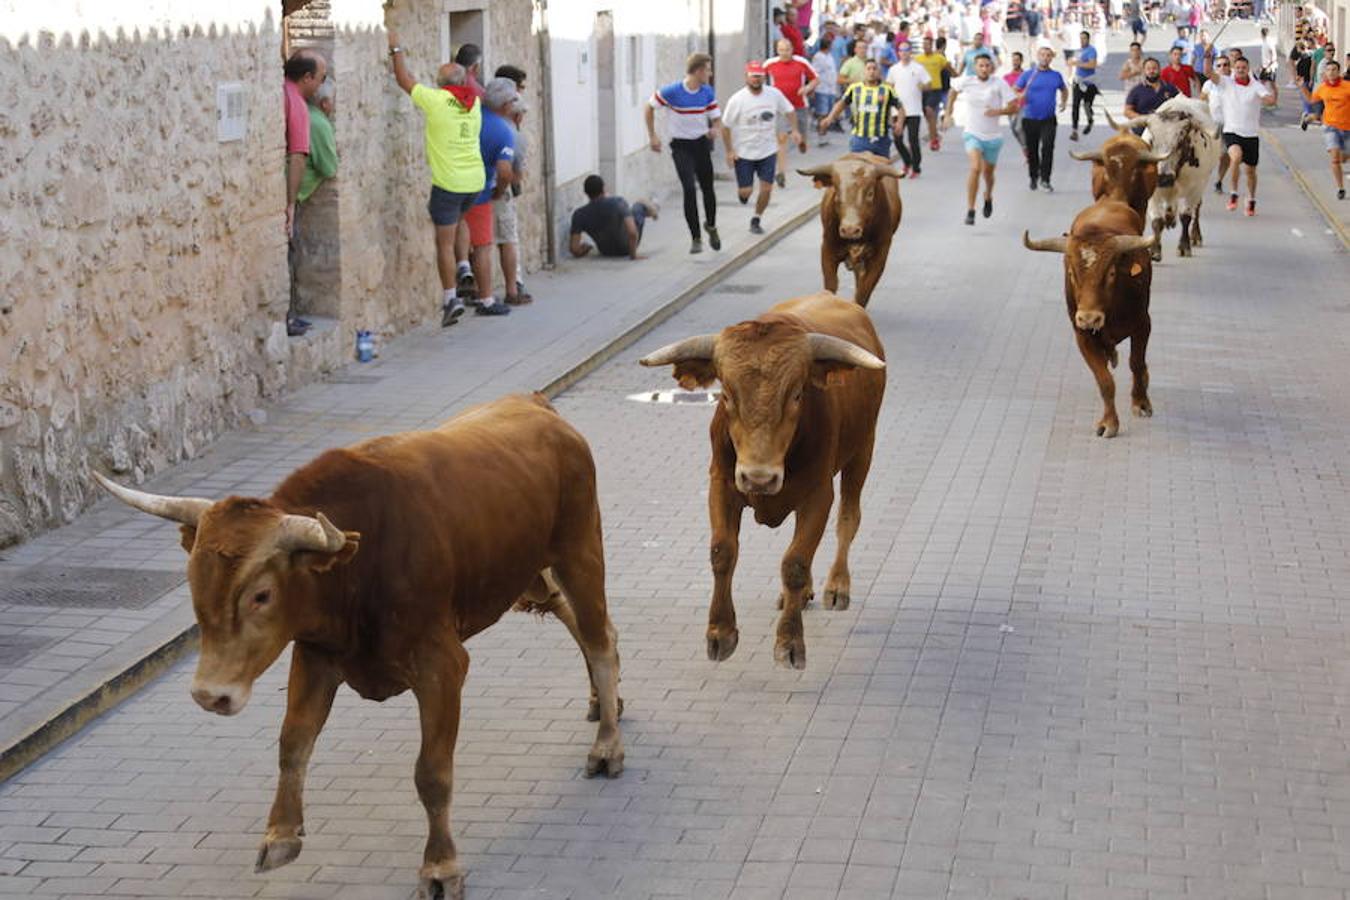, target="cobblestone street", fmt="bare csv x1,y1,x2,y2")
4,42,1350,900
